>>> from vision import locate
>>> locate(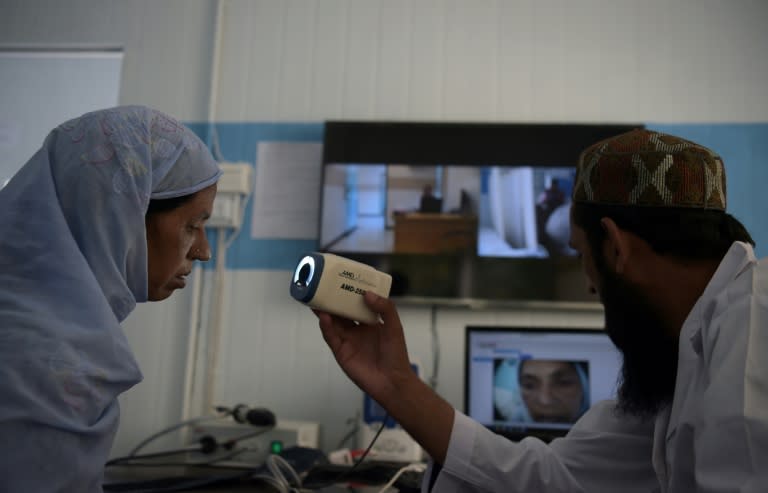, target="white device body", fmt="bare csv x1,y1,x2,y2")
290,252,392,324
